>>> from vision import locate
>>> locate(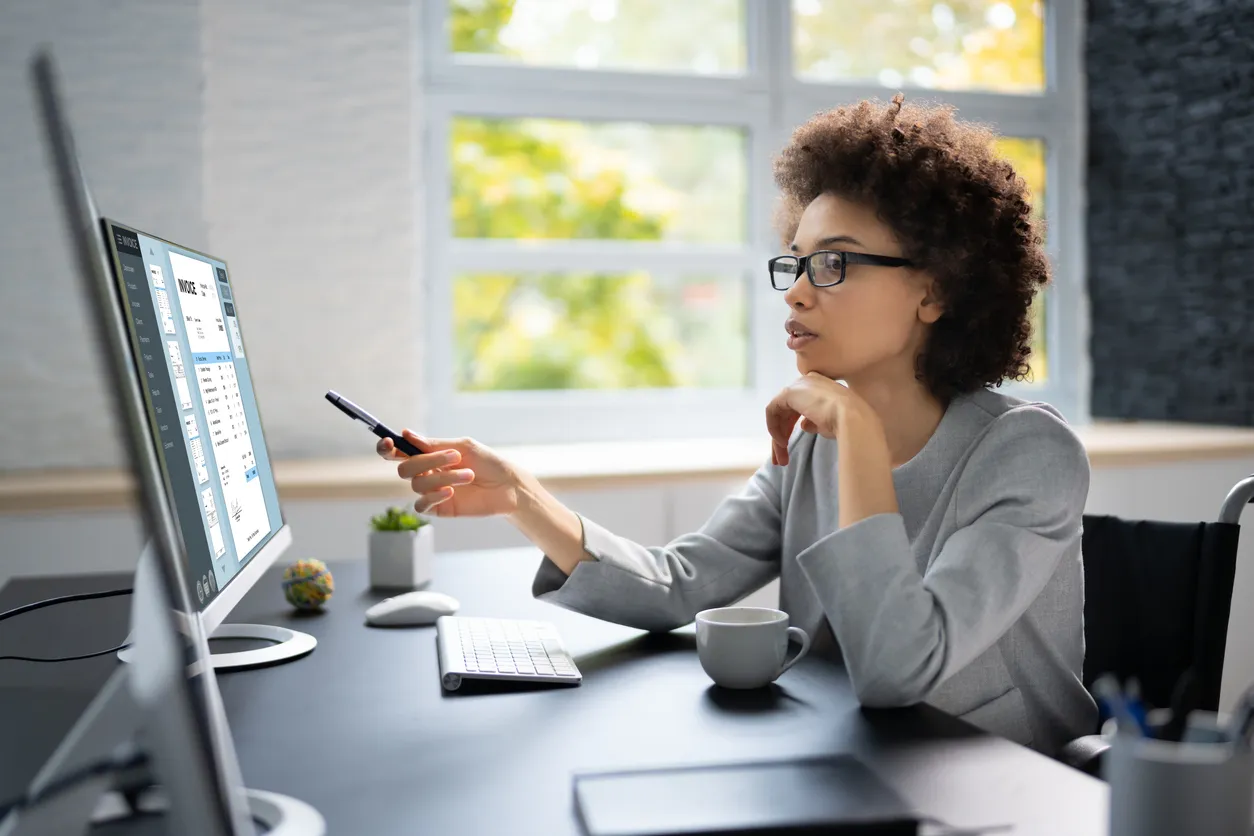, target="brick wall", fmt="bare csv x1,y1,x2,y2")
1086,0,1254,425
